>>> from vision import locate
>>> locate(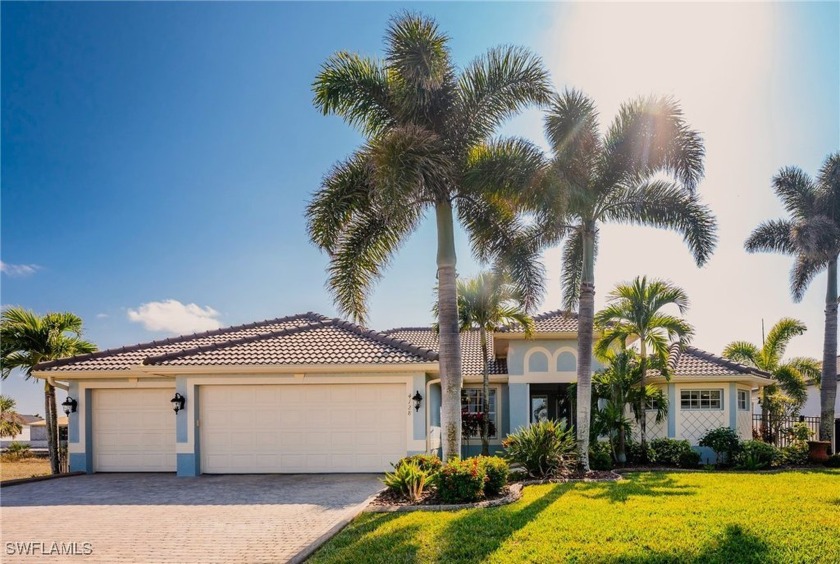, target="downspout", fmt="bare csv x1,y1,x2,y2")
47,376,69,392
